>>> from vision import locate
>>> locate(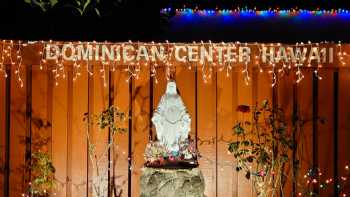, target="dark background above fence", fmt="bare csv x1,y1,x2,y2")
1,0,350,42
